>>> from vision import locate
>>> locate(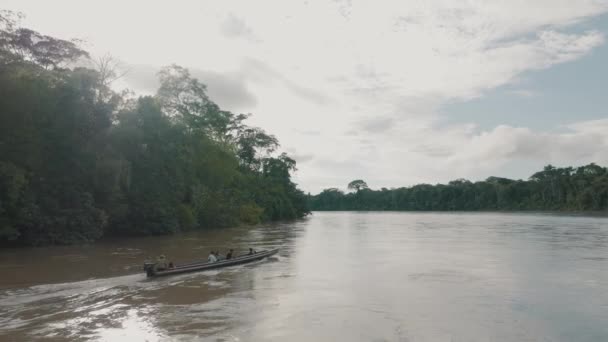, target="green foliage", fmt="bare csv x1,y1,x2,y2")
309,164,608,212
0,13,309,246
0,10,88,69
239,203,264,225
347,179,368,192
